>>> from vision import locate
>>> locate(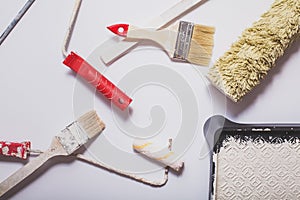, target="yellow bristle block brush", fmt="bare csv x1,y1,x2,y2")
208,0,300,102
107,21,215,66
